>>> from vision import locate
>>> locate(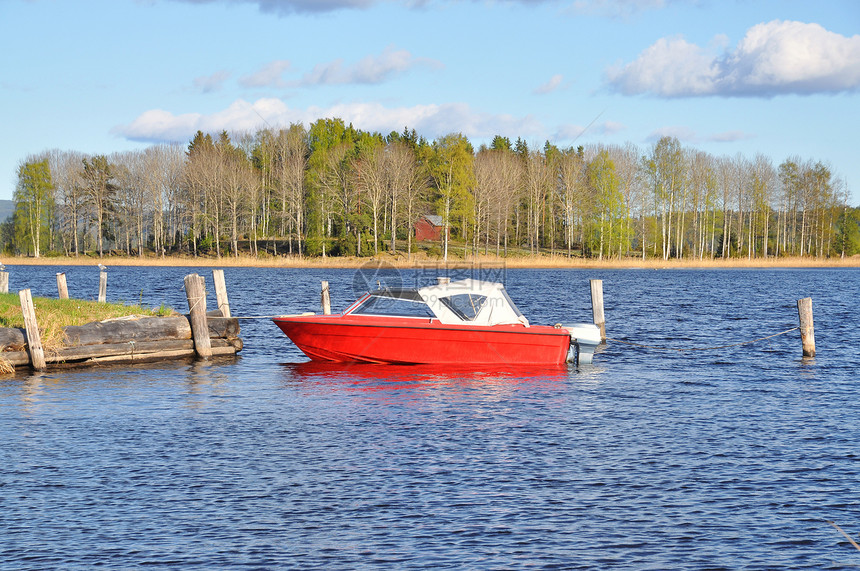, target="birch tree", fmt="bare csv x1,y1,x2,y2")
14,157,54,257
